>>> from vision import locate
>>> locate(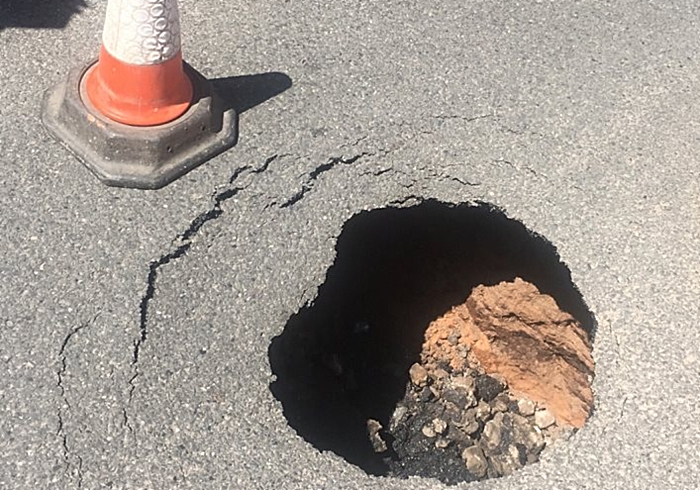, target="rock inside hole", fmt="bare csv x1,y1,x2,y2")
387,277,593,481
